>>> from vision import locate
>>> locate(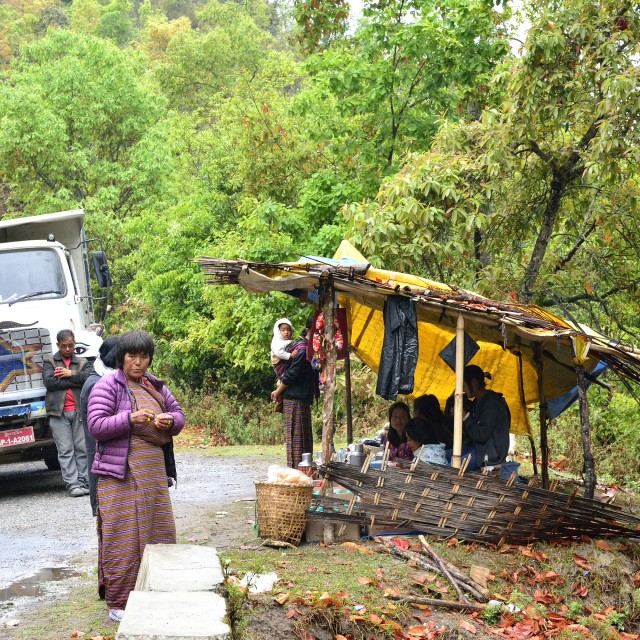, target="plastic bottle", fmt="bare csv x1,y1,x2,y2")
337,447,346,463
